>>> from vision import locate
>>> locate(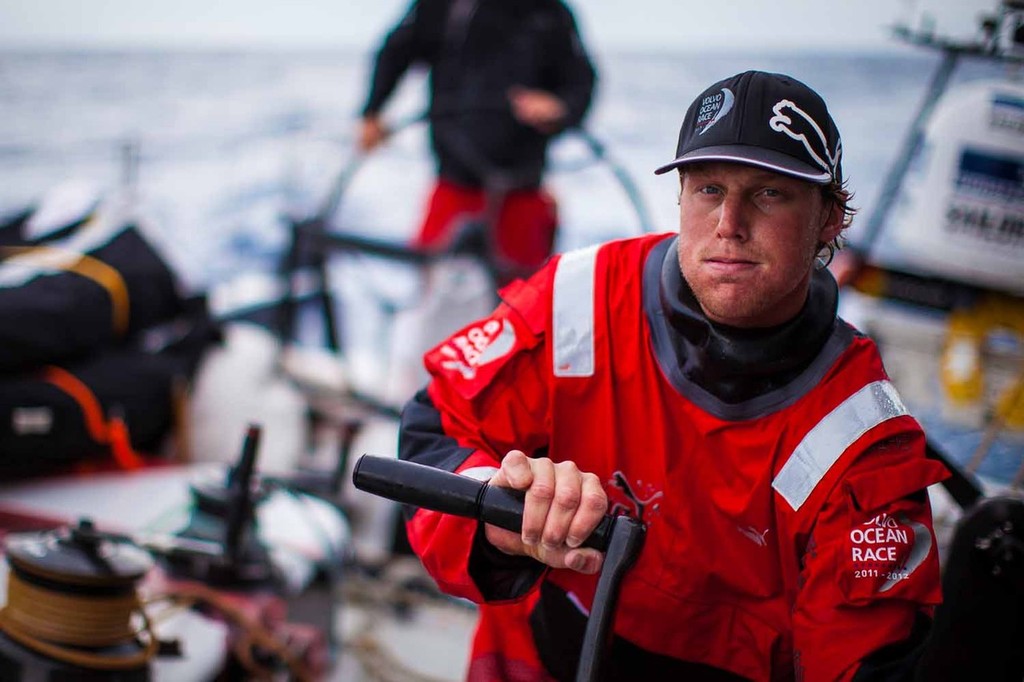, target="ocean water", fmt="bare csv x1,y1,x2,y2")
0,47,1019,482
0,47,960,282
1,47,1011,276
